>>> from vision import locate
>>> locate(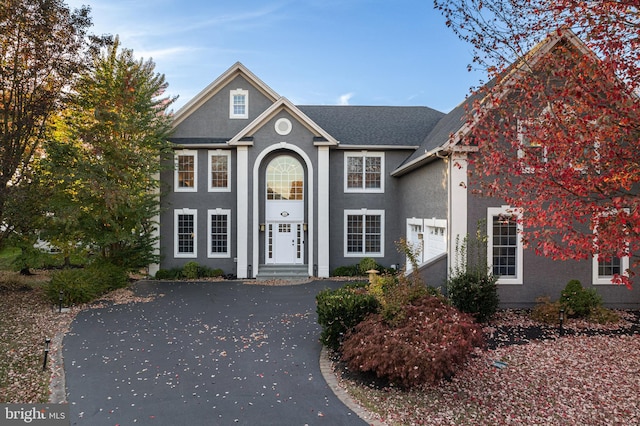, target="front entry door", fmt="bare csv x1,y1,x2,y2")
268,222,303,264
